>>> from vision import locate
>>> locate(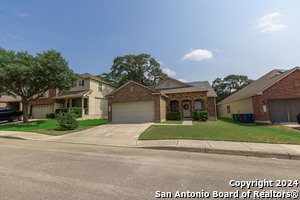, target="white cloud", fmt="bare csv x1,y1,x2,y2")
162,68,177,76
258,12,286,32
158,60,164,66
181,49,213,61
178,78,187,82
